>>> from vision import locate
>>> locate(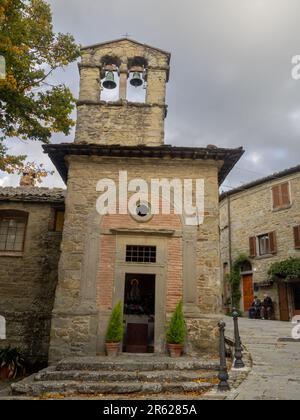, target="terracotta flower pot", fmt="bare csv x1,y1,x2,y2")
168,343,184,358
105,342,120,357
0,366,10,380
